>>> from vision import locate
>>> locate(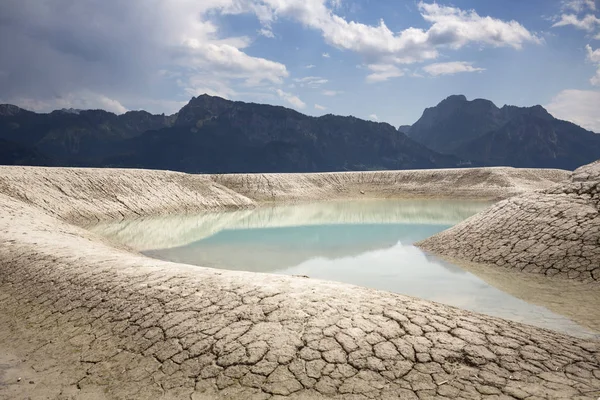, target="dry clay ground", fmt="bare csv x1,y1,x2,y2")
0,166,599,400
419,160,600,284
